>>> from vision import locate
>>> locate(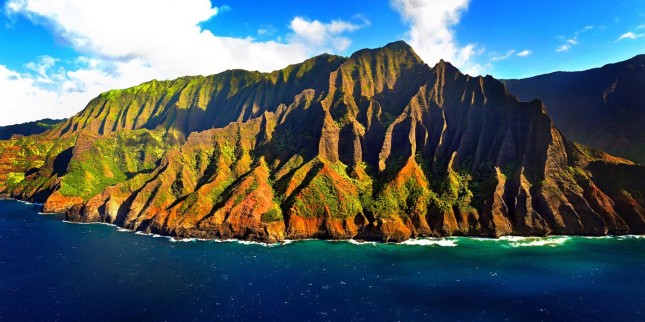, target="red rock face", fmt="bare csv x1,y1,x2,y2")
43,191,83,214
1,41,644,242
